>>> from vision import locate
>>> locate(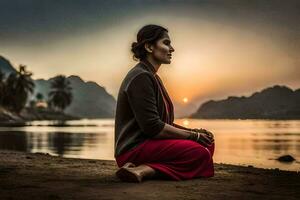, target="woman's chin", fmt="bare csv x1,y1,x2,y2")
164,59,172,64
